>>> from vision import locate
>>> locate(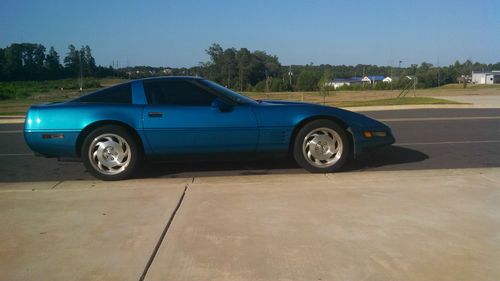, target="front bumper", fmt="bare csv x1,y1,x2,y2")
351,127,395,156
